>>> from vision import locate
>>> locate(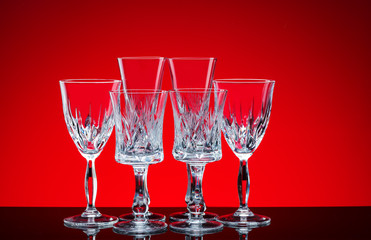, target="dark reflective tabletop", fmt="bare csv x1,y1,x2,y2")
0,207,369,239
